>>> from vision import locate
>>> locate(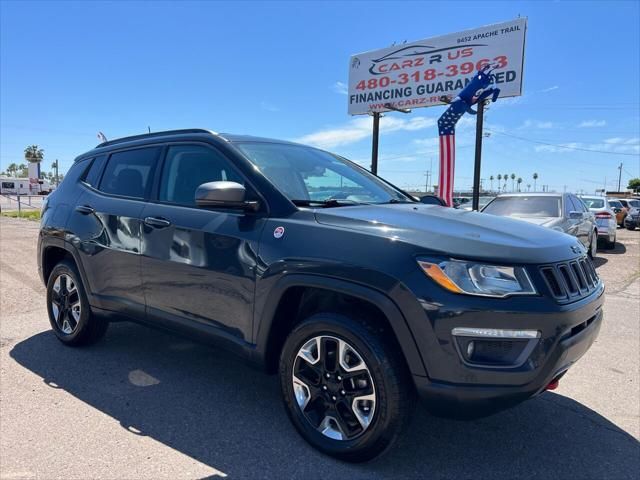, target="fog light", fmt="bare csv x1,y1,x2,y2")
467,341,475,358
